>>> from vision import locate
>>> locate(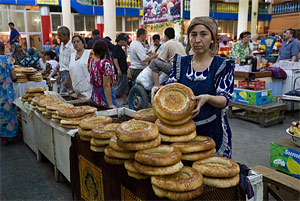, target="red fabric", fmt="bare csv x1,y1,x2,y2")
41,16,51,45
90,58,114,106
96,24,104,38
